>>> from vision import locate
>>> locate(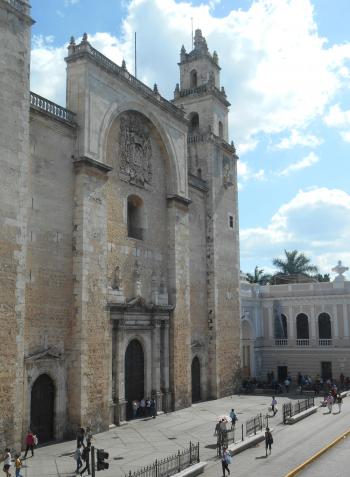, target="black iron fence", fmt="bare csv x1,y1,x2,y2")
217,413,268,456
125,442,199,477
282,397,315,424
